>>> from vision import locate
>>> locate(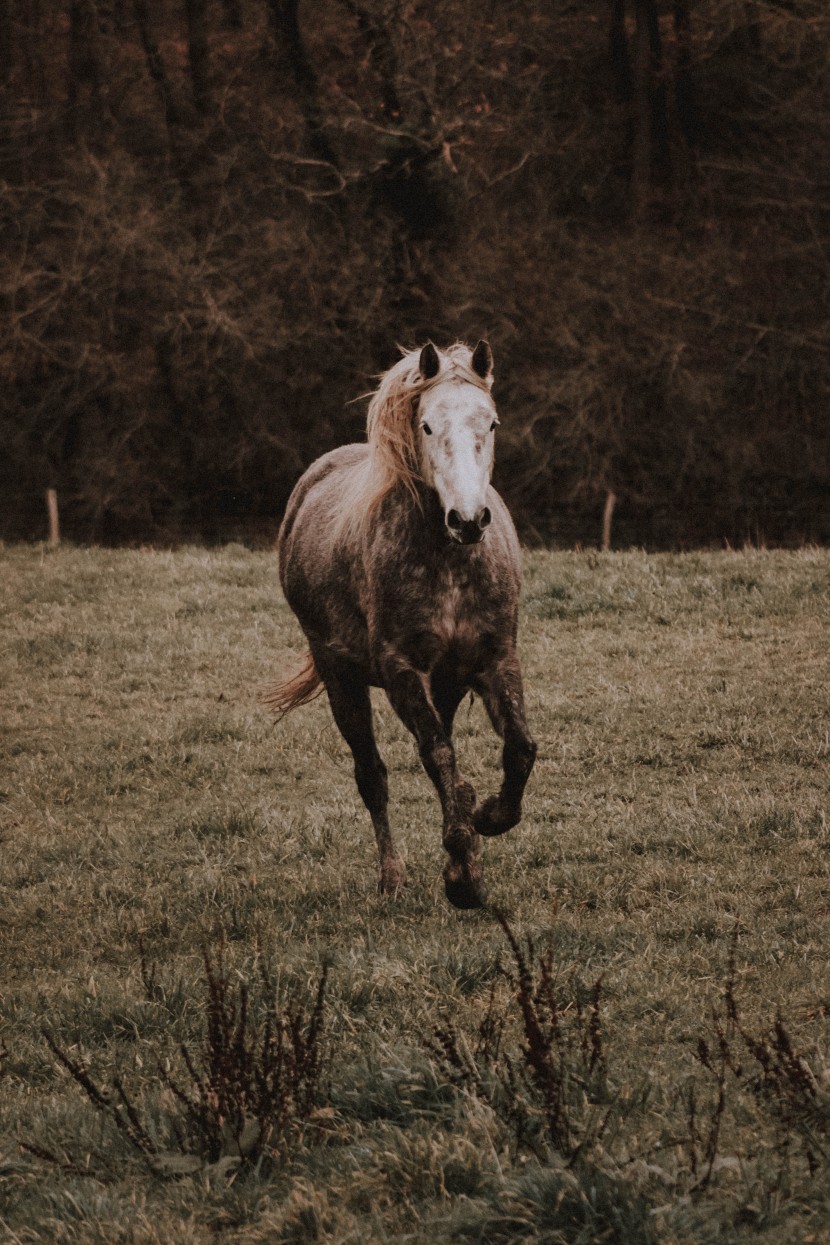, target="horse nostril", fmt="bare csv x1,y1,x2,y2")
479,507,492,529
447,509,462,531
